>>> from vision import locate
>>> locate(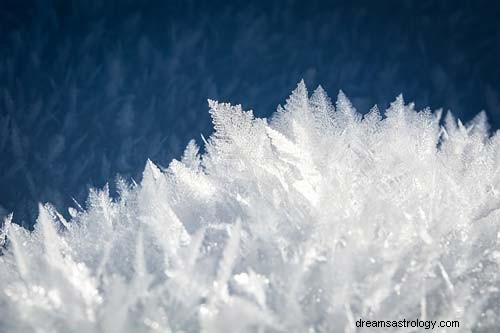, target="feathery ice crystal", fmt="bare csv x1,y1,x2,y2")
1,81,500,332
